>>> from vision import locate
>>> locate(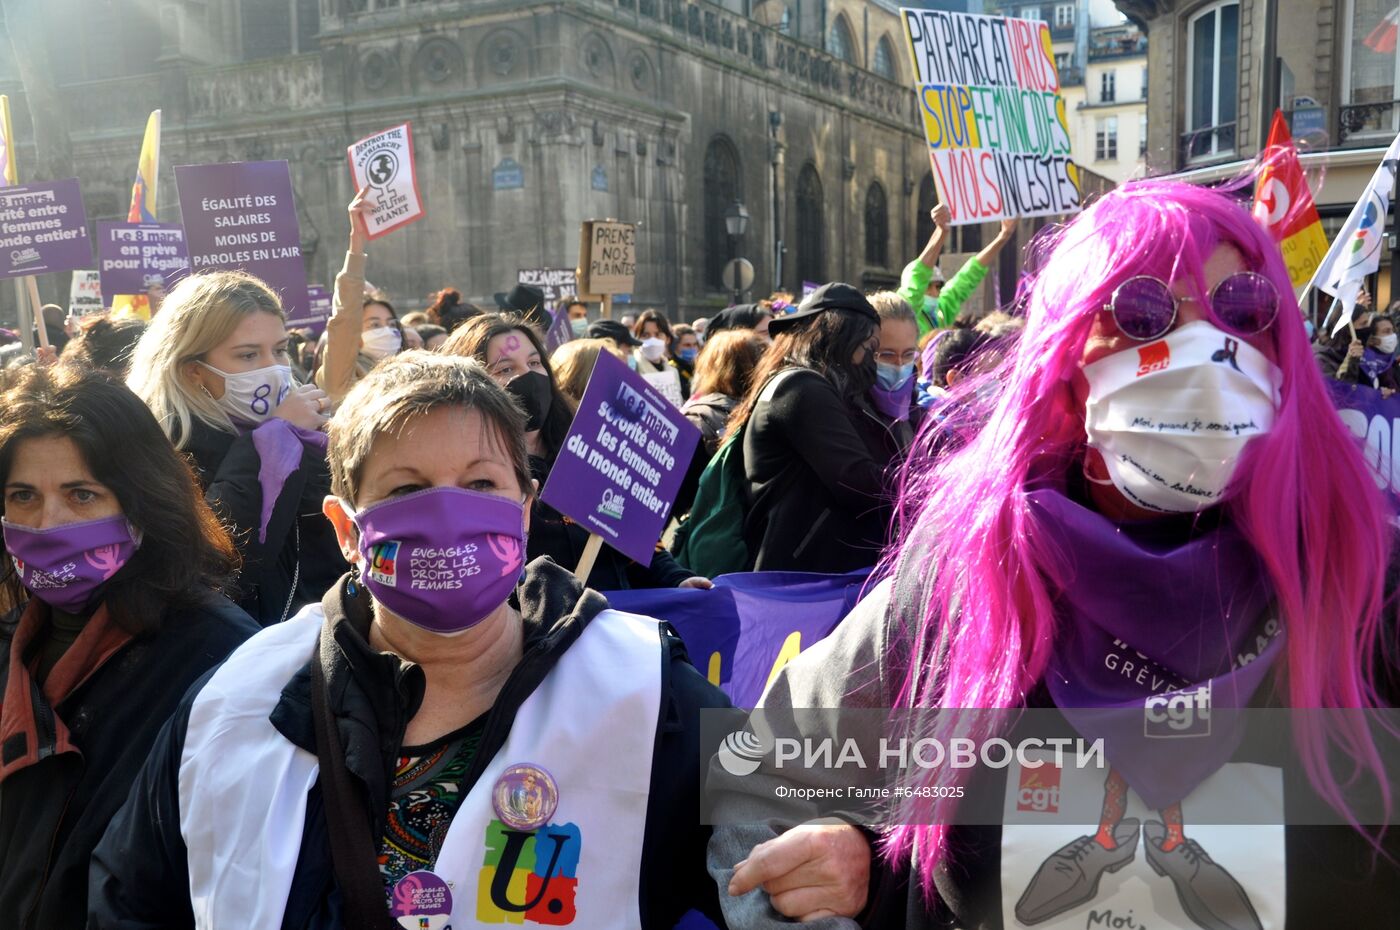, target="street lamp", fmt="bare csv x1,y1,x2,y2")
724,200,751,303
